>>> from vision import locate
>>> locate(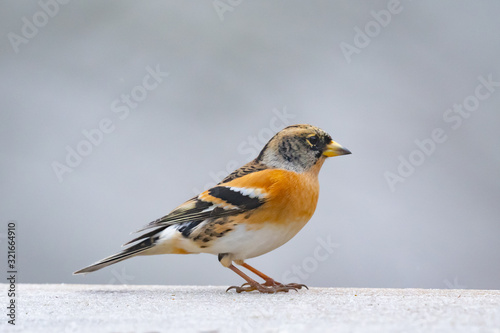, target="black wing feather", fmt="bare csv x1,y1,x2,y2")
208,186,264,210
